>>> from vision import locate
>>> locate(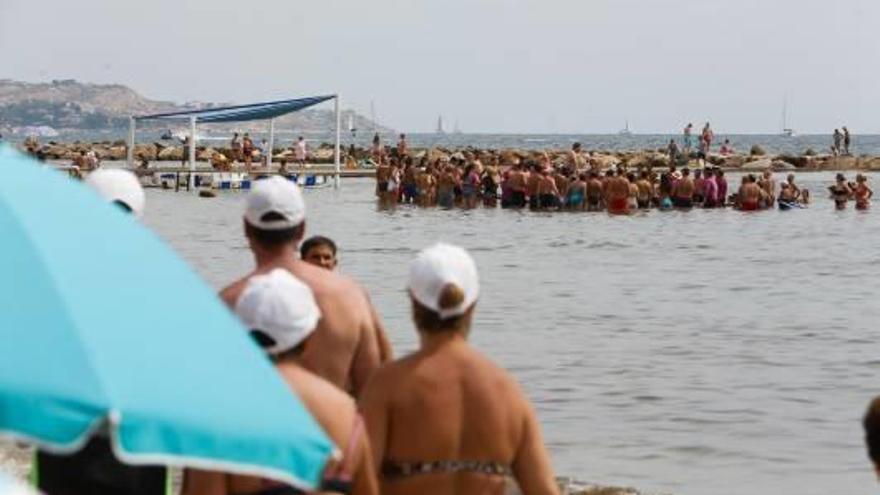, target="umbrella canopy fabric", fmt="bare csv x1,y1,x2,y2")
0,145,334,490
